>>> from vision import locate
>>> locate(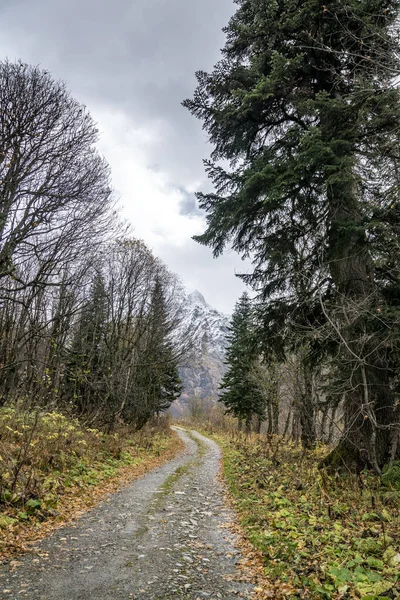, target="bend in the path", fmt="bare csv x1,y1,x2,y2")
0,428,252,600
